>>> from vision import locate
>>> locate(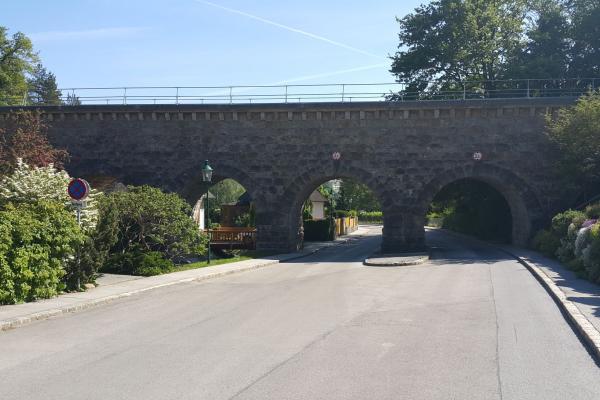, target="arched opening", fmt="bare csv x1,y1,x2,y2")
426,178,512,243
290,177,383,247
191,178,257,255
